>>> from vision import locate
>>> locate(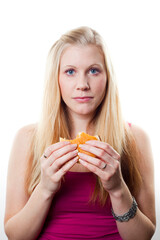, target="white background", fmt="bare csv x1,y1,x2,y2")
0,0,159,239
